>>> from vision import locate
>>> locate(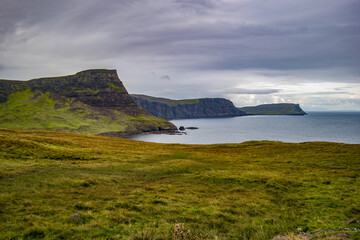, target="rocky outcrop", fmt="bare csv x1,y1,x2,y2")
239,103,306,115
131,94,245,120
1,69,142,115
0,70,177,136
